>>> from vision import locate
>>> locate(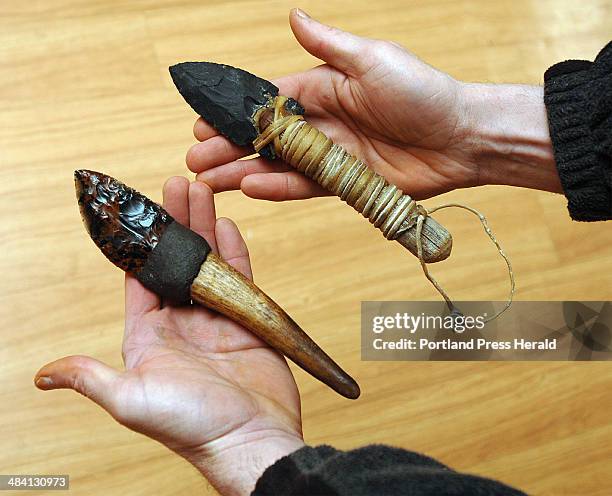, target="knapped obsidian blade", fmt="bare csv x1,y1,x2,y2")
169,62,279,148
75,170,173,272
